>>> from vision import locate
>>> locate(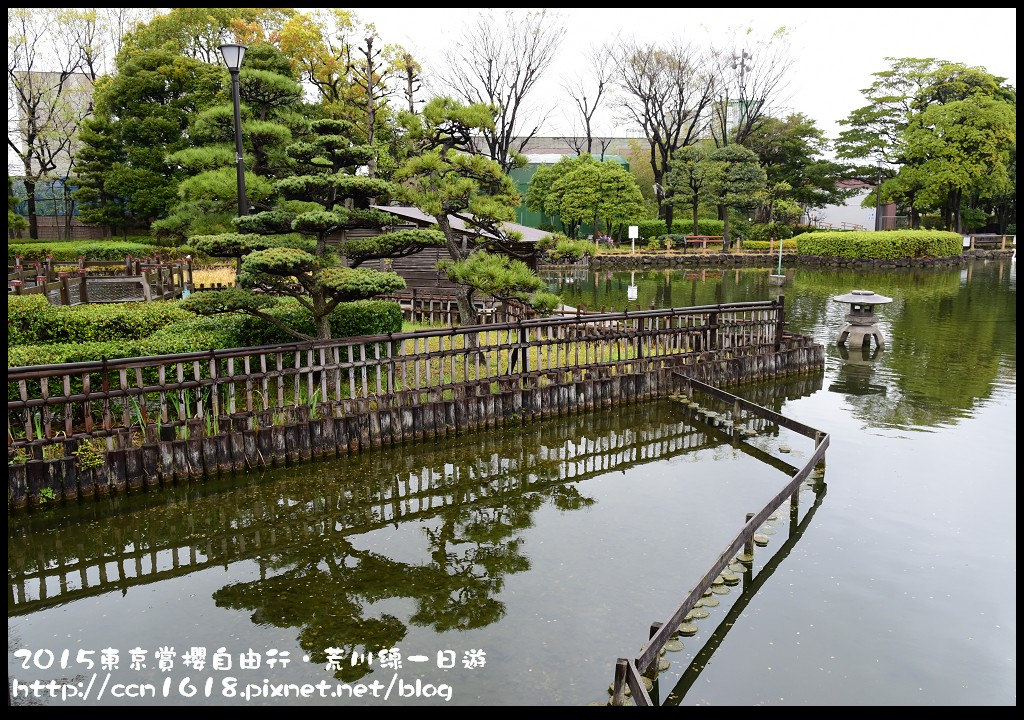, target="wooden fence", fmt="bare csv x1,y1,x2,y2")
377,289,532,326
610,371,829,706
8,255,193,305
8,299,826,508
